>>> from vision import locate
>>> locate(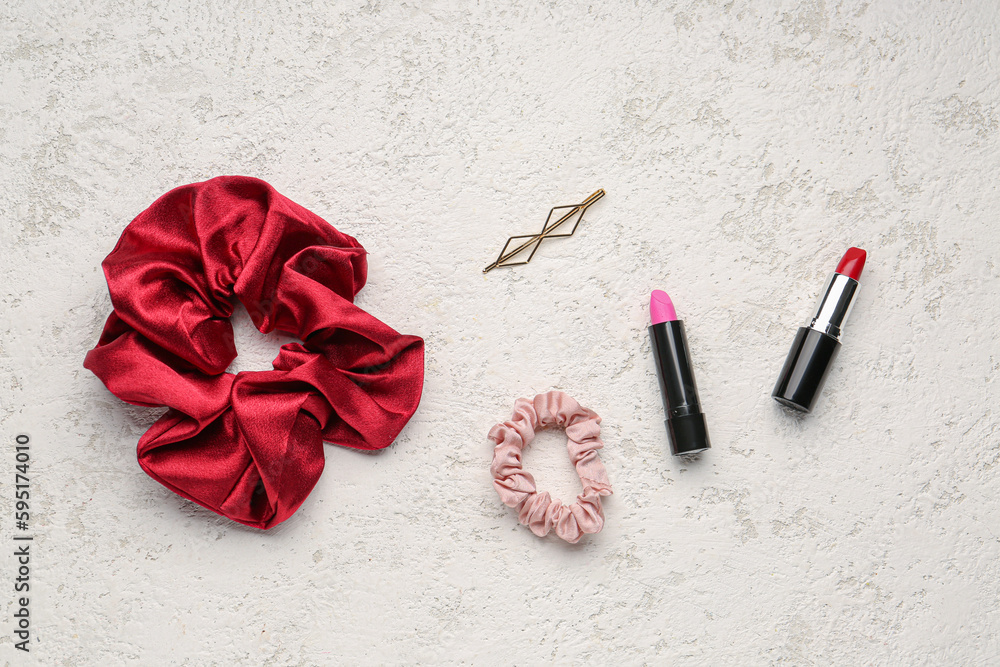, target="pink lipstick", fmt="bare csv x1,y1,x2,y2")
647,290,711,456
772,247,867,413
